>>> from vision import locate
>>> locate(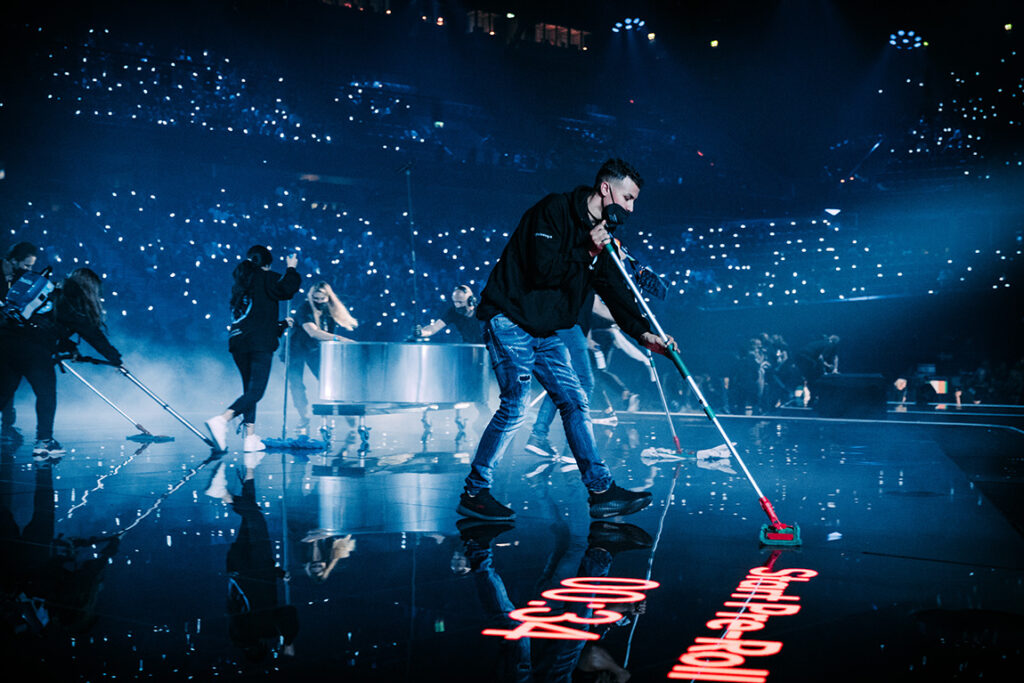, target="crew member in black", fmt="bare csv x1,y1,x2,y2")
416,284,483,343
206,245,300,453
1,242,40,445
793,334,840,405
457,158,675,522
0,267,122,459
286,281,357,433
